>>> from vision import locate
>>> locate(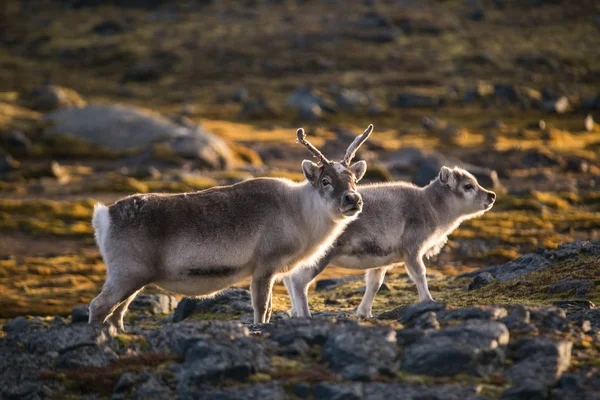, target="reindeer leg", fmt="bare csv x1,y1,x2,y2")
251,273,275,324
357,266,391,318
